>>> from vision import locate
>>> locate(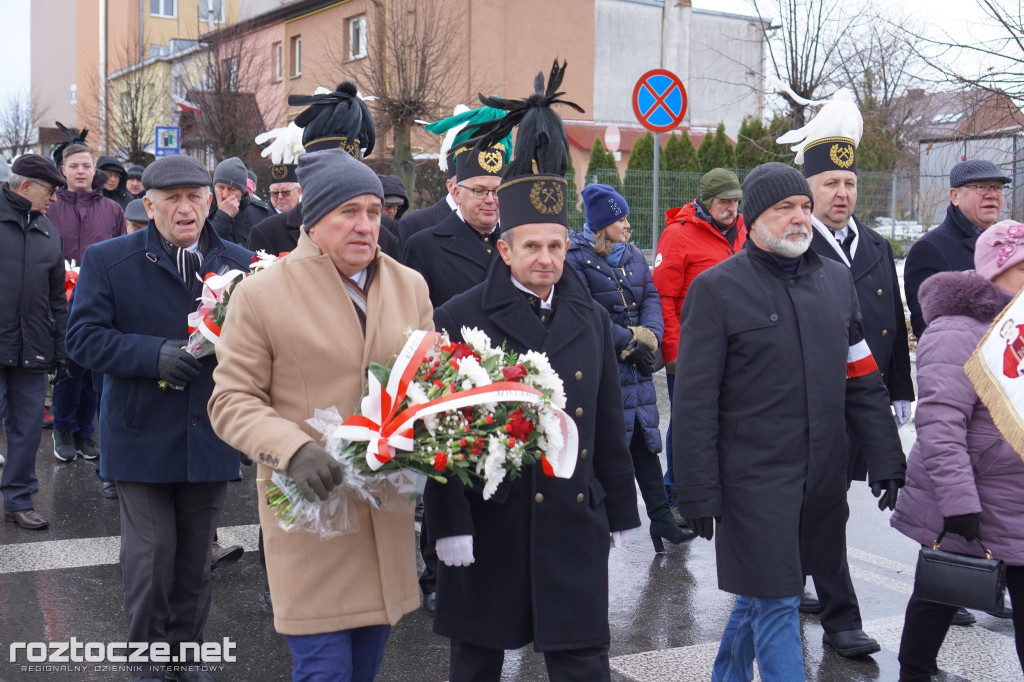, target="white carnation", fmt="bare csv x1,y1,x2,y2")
481,435,508,500
405,381,437,434
522,350,566,409
461,326,502,360
457,356,492,388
